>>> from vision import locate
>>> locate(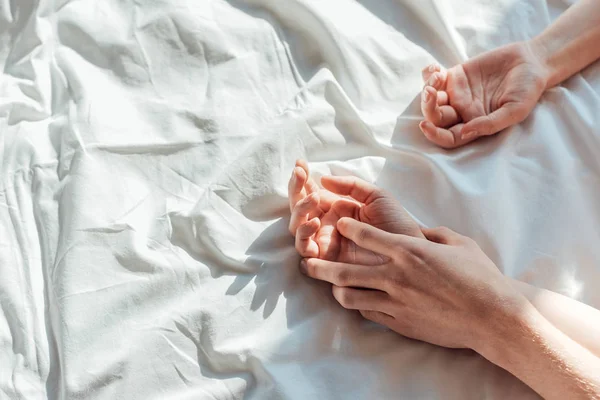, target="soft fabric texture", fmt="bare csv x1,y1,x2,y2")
1,0,598,398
